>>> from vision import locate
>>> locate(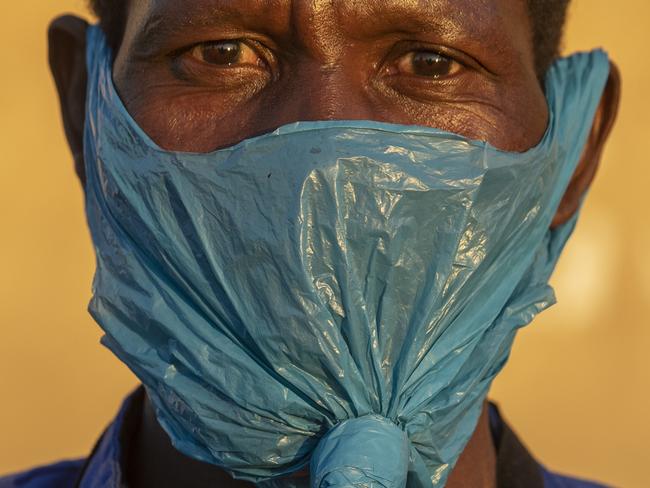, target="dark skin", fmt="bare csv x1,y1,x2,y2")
48,1,621,486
